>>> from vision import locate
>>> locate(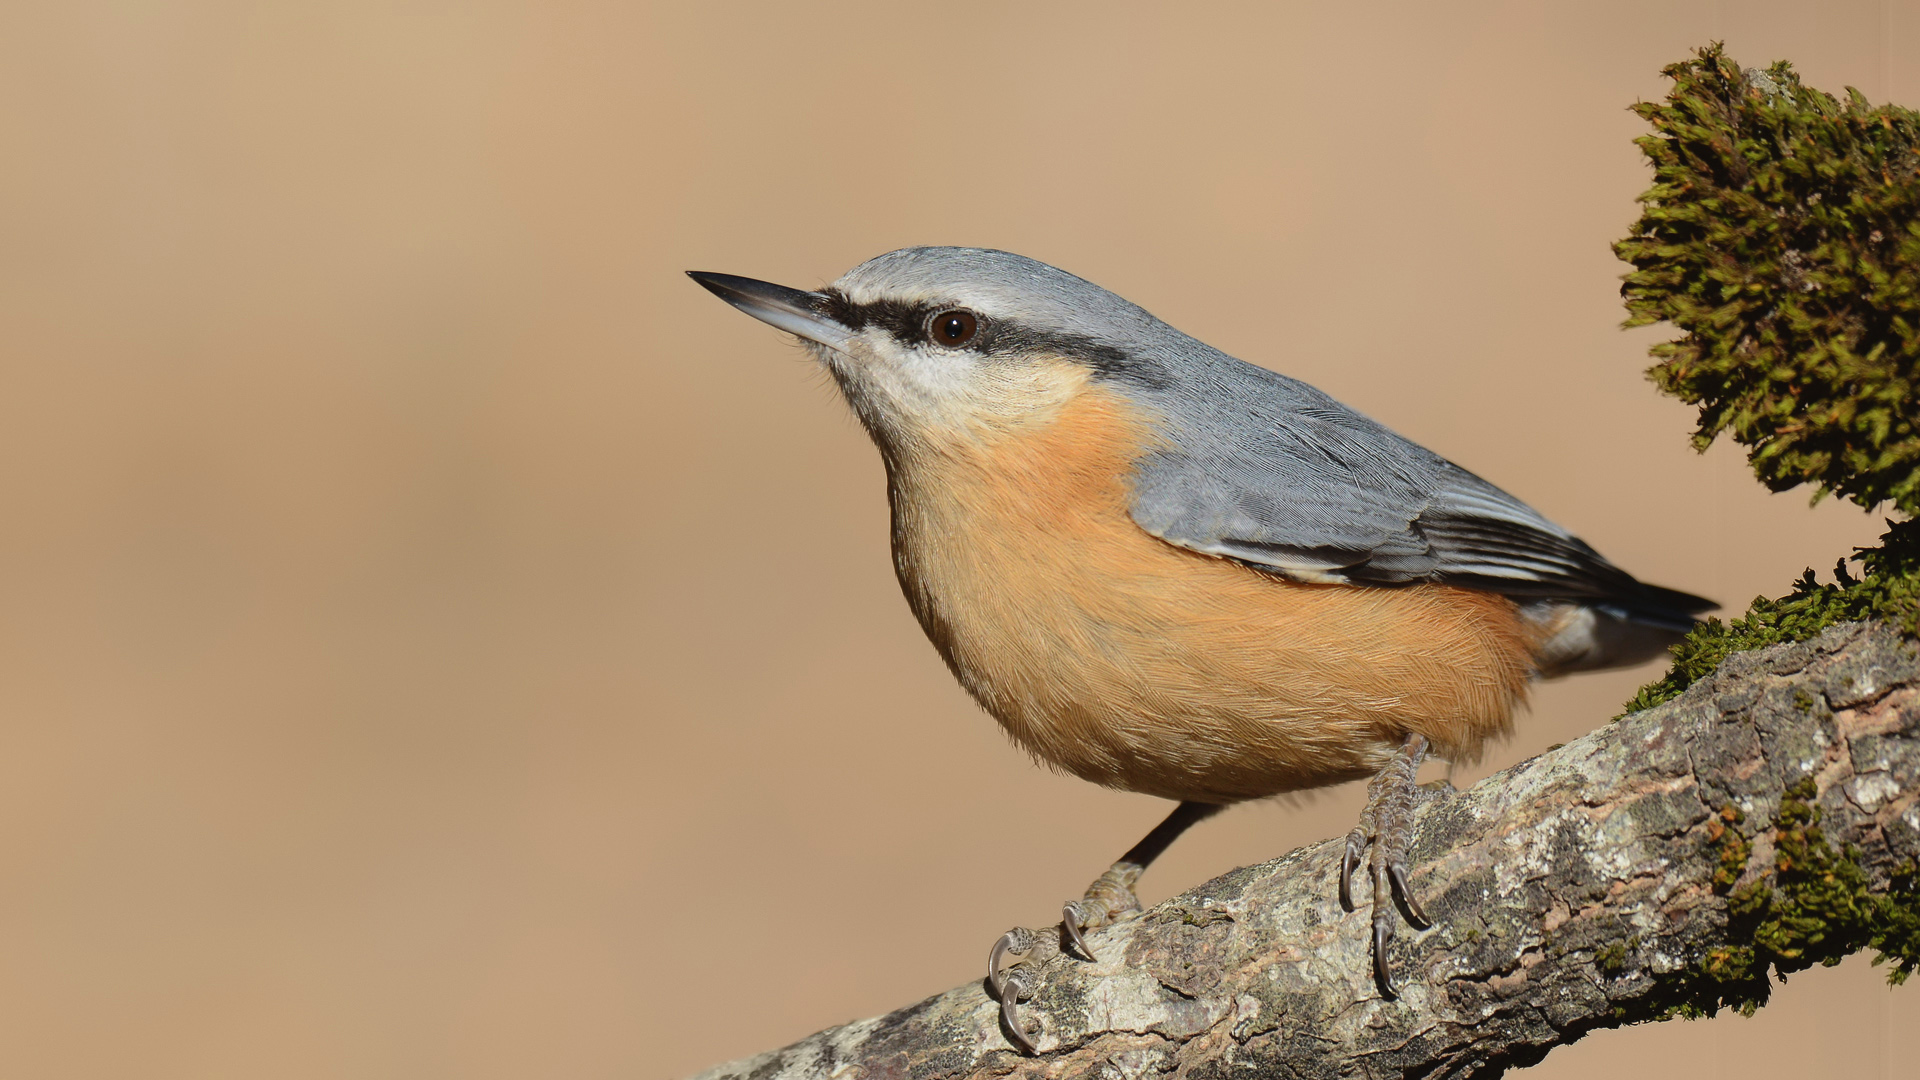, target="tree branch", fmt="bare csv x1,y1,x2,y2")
693,622,1920,1080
